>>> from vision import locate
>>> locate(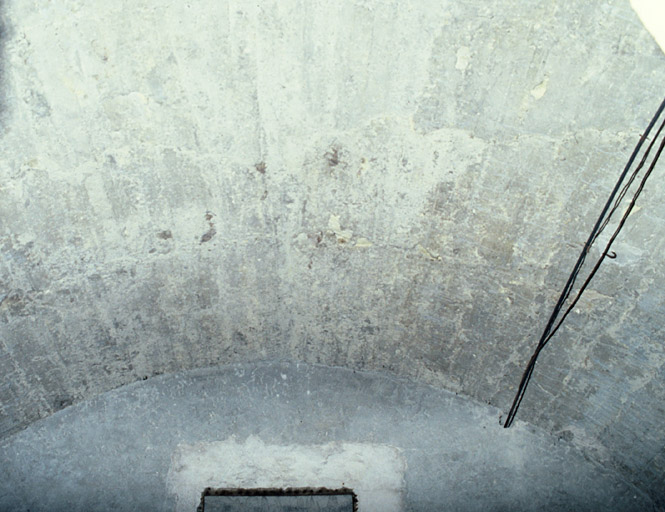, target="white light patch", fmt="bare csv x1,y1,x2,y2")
631,0,665,54
166,436,406,512
455,46,471,71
